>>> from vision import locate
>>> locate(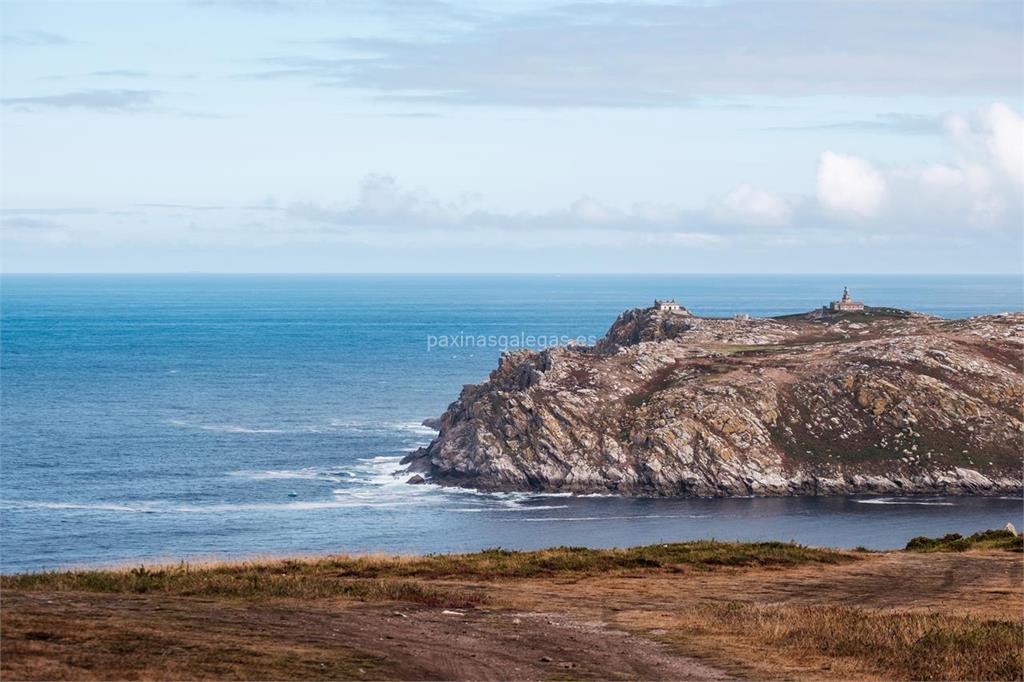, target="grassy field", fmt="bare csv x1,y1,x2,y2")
1,539,849,598
2,536,1021,681
670,602,1022,681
